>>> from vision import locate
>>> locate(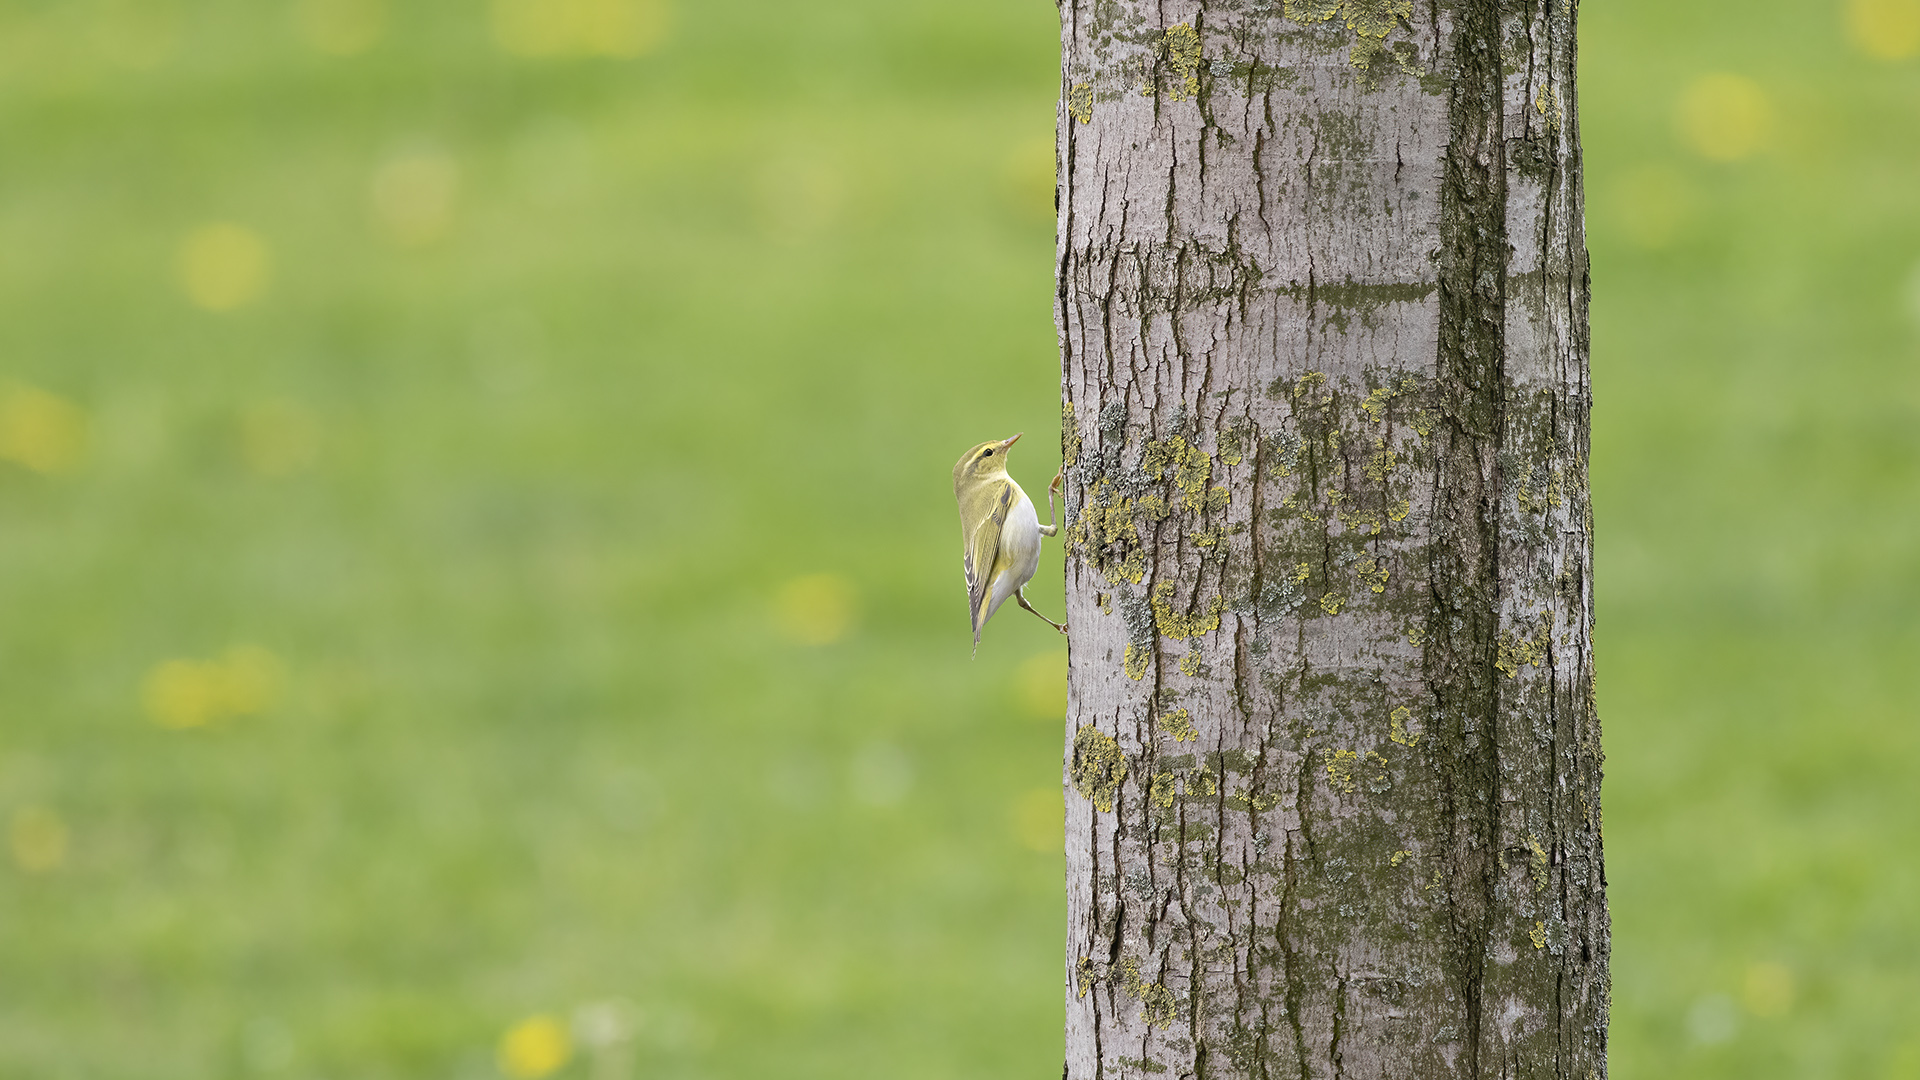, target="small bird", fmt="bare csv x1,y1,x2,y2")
953,432,1066,653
